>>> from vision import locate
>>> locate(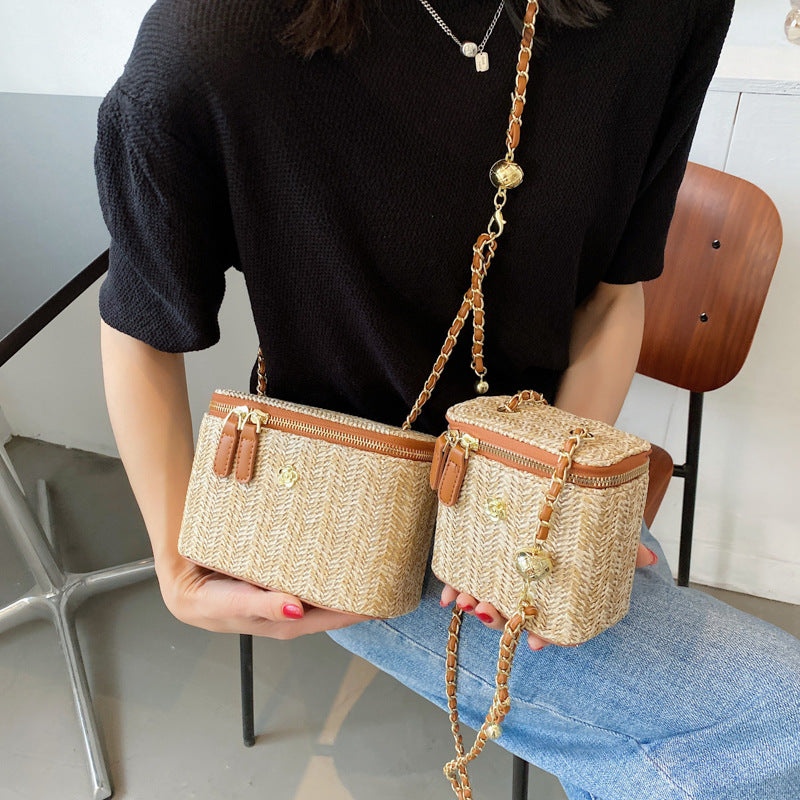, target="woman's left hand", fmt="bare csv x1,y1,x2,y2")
440,542,658,651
